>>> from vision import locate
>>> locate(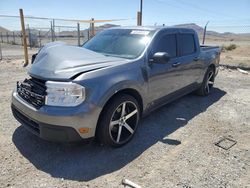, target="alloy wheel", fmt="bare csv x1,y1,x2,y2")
205,71,214,94
109,101,139,144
